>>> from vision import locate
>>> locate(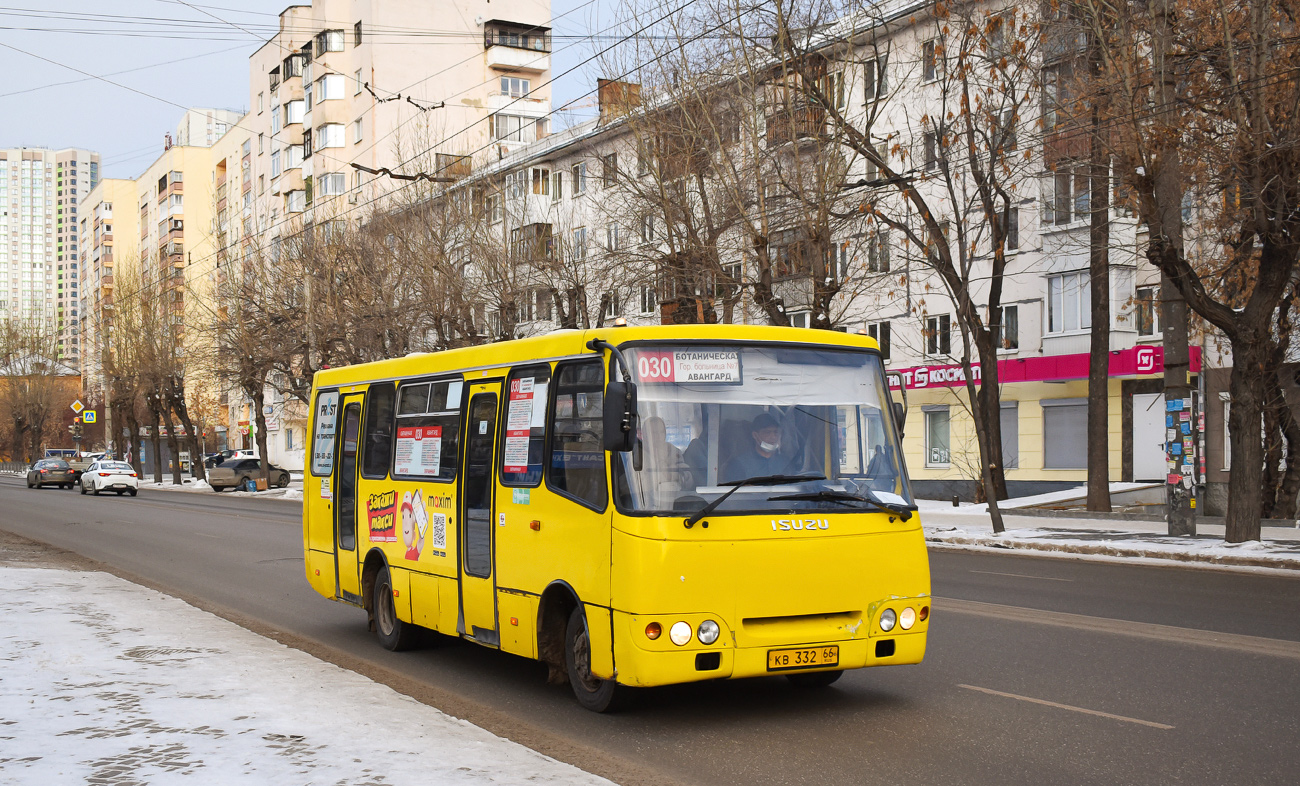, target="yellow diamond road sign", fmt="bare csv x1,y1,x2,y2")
83,411,97,424
70,400,84,414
